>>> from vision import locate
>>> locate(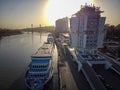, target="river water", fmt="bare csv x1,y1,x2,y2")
0,32,49,90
